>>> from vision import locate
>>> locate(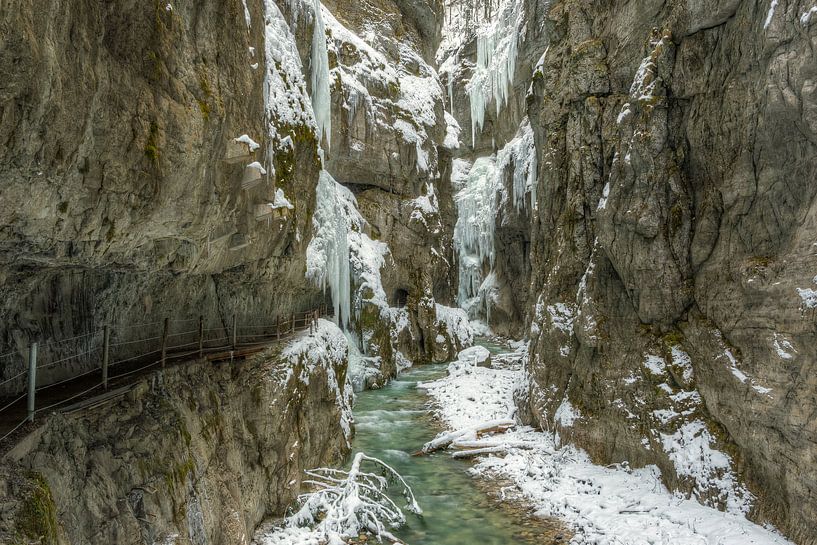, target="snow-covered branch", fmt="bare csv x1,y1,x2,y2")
283,452,422,544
